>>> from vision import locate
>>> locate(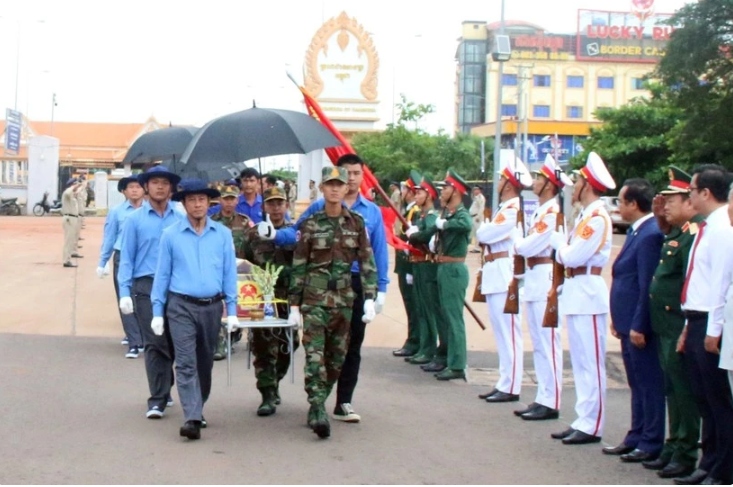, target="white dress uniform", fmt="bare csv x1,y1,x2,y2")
516,199,561,409
723,284,733,395
554,152,615,438
475,157,532,397
515,155,573,412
